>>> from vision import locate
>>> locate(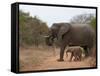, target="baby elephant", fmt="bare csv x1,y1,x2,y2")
66,46,83,62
